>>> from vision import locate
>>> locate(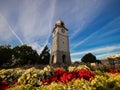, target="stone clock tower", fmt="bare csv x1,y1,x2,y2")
50,20,71,64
